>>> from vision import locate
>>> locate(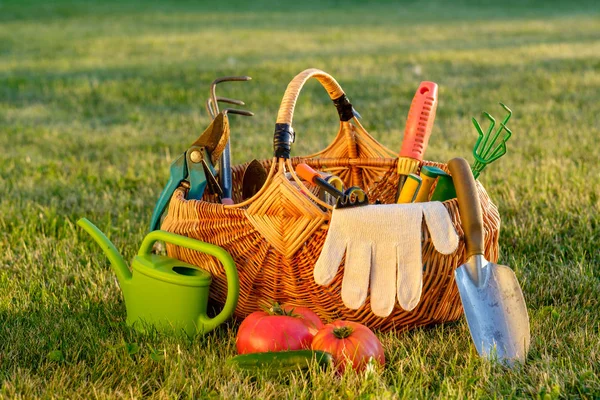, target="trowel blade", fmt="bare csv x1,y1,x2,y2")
455,261,530,365
191,112,230,165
